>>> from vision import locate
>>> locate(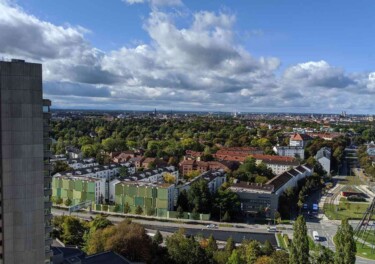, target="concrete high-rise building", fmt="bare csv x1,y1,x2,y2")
0,59,52,263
